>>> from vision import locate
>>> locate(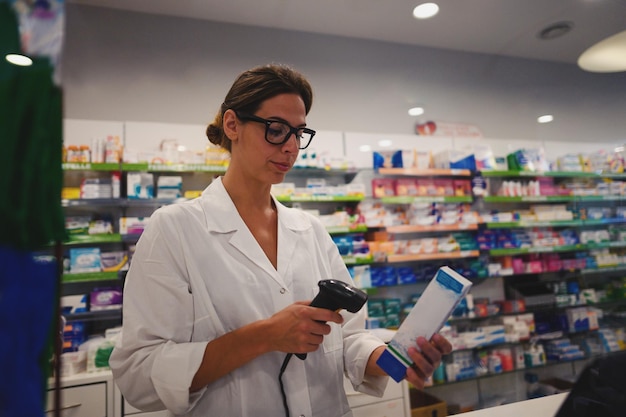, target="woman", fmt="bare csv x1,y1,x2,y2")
110,64,451,417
